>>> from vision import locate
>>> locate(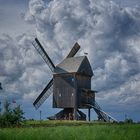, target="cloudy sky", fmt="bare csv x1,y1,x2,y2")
0,0,140,121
